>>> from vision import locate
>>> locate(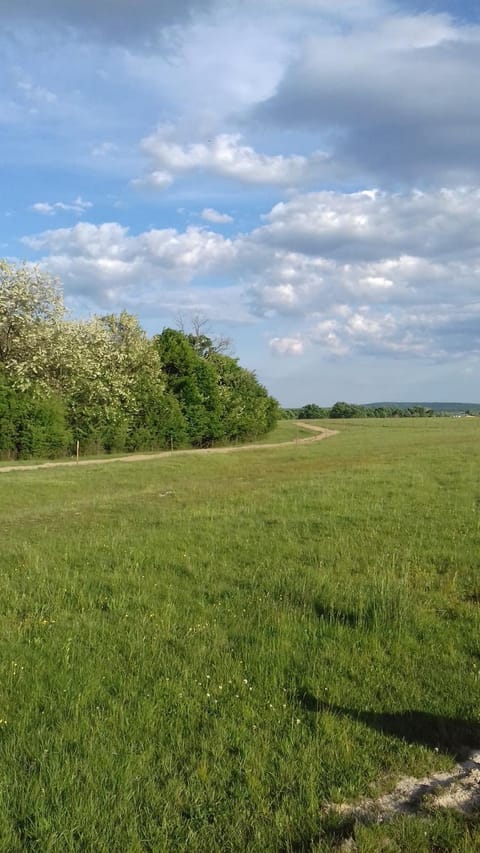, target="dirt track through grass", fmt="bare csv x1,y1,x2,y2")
0,421,338,473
